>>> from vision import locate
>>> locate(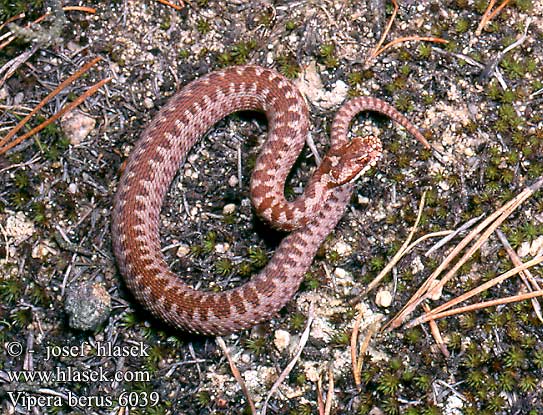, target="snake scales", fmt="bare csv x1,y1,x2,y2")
111,65,430,335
